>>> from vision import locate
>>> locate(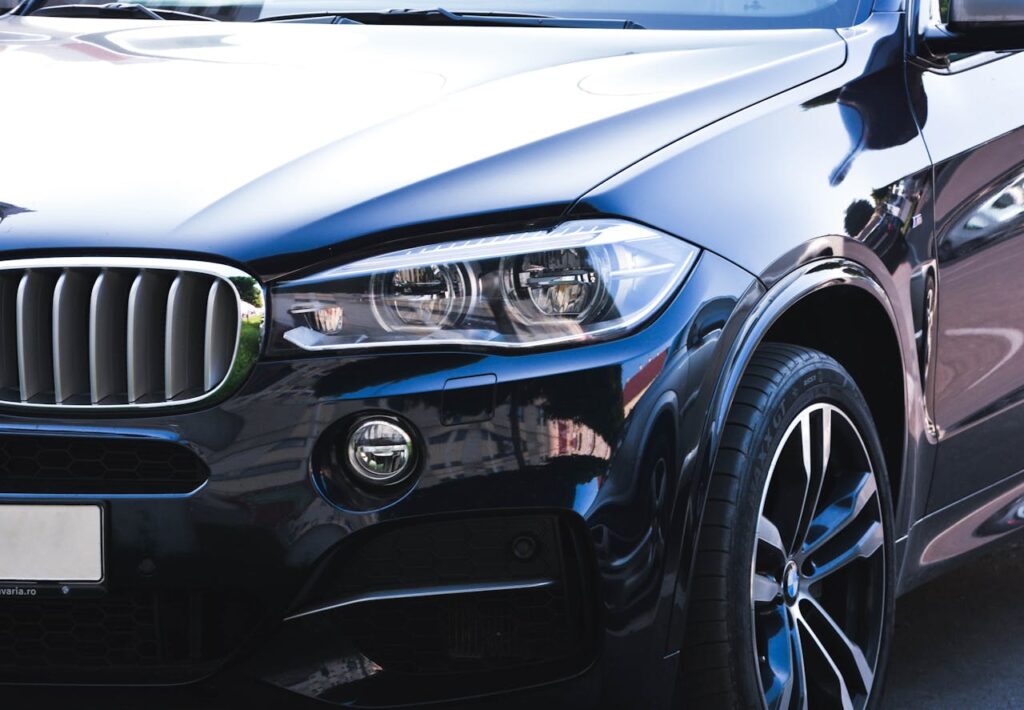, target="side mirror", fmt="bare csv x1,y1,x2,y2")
925,0,1024,54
